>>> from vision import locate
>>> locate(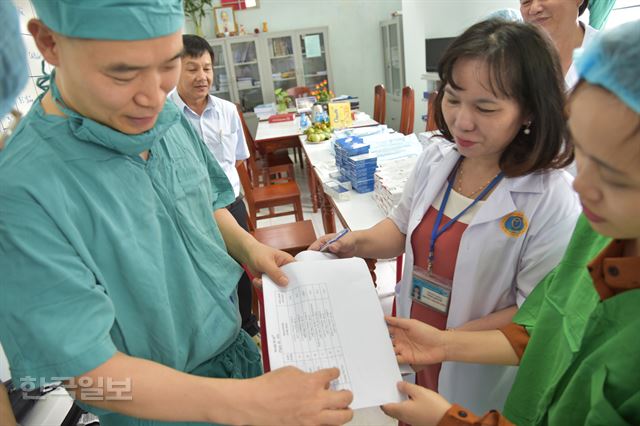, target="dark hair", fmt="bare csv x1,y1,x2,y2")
182,34,215,63
579,0,589,17
433,18,572,177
